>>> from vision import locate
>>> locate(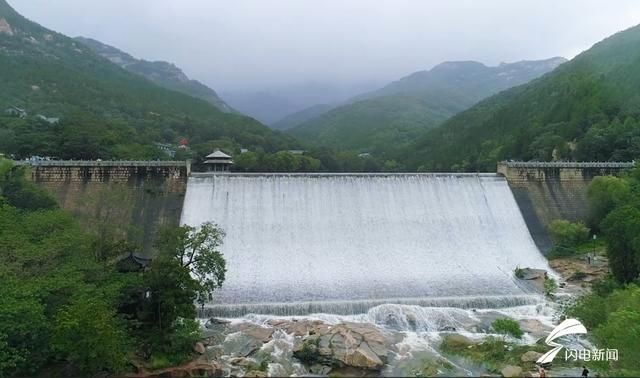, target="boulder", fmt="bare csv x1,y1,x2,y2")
520,350,543,363
193,342,206,355
501,365,523,377
309,364,332,375
519,268,546,280
444,334,474,348
243,326,274,343
229,357,252,367
244,370,267,377
519,319,551,339
205,318,230,328
342,342,384,370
